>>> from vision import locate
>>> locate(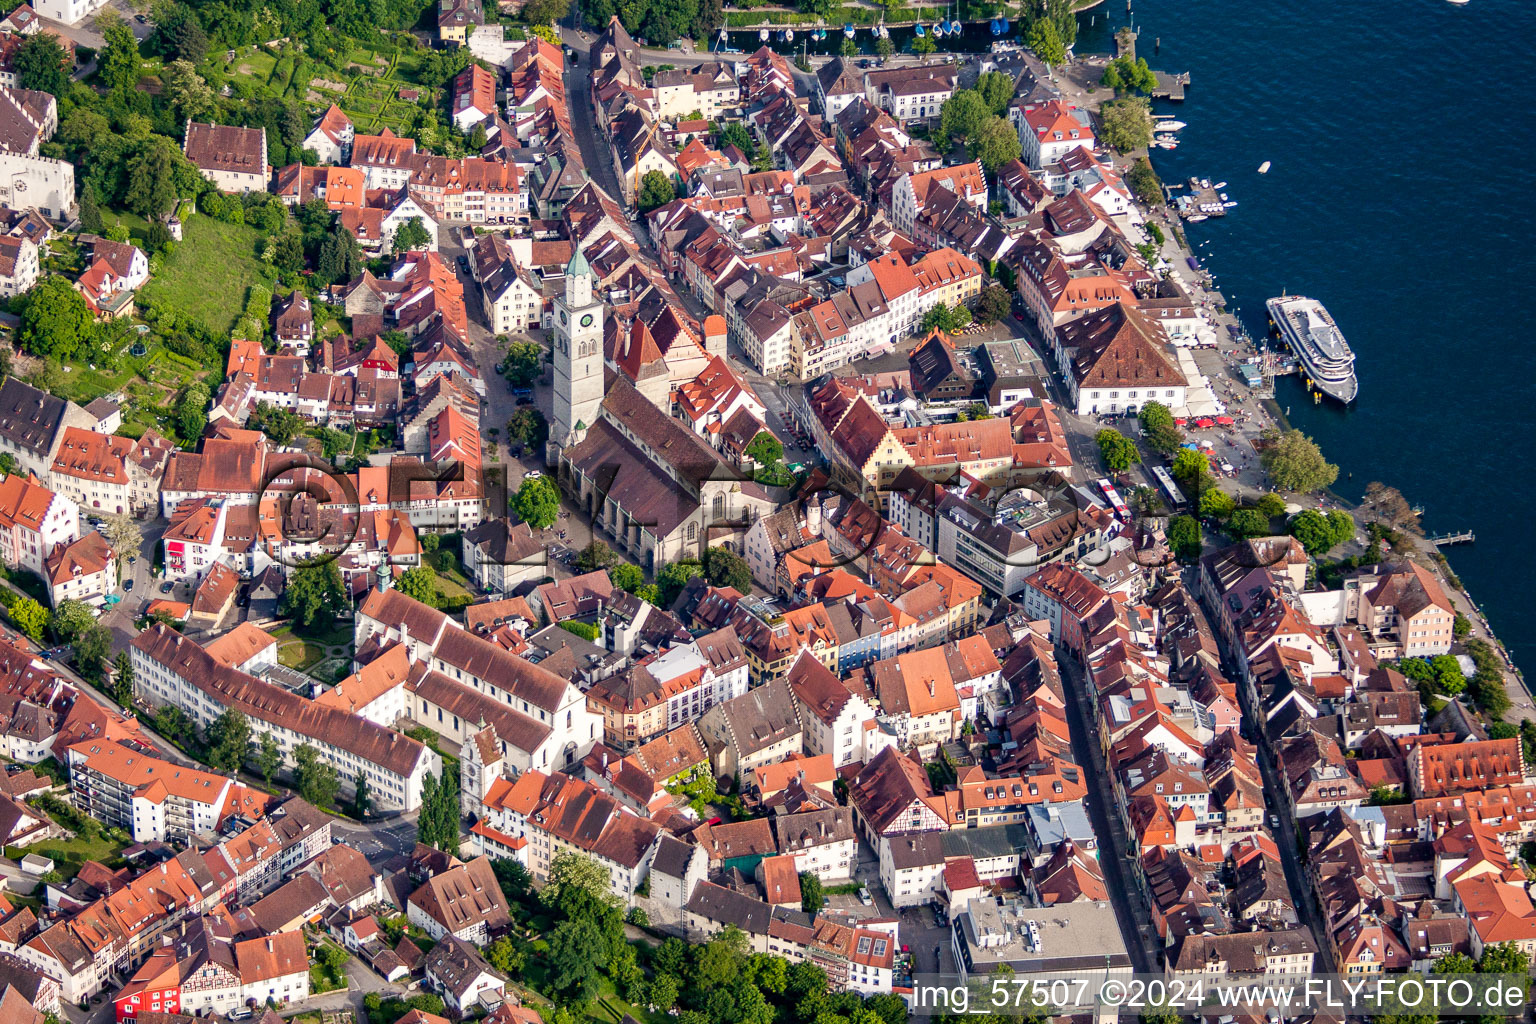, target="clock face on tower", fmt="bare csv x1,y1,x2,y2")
580,314,594,327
